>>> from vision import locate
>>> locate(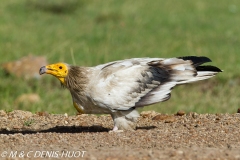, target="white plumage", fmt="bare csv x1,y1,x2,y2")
40,56,222,131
